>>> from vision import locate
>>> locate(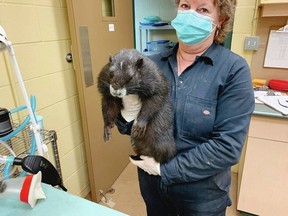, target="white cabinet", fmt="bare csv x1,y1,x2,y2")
237,116,288,216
